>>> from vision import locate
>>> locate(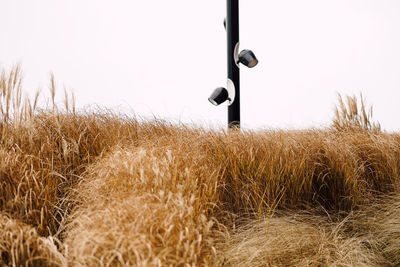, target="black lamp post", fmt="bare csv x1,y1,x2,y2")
208,0,258,129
